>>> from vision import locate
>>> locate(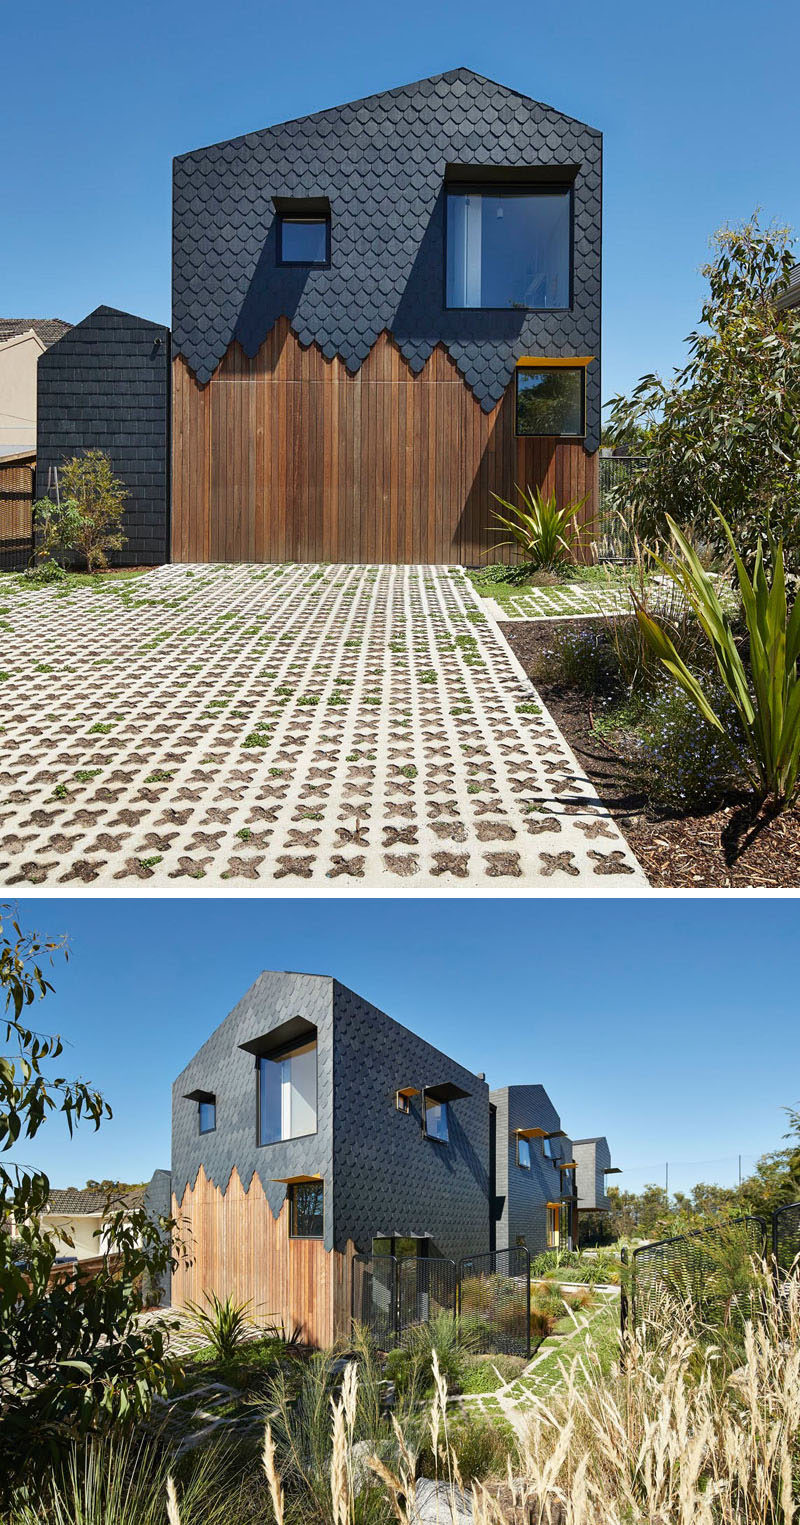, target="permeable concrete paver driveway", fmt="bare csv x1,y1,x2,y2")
0,565,646,888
